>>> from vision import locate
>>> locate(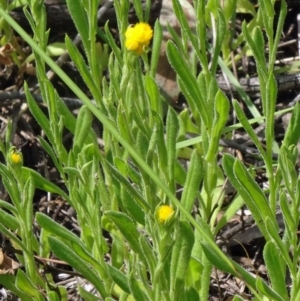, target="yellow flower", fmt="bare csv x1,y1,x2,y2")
8,146,23,166
125,22,153,55
157,205,174,224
